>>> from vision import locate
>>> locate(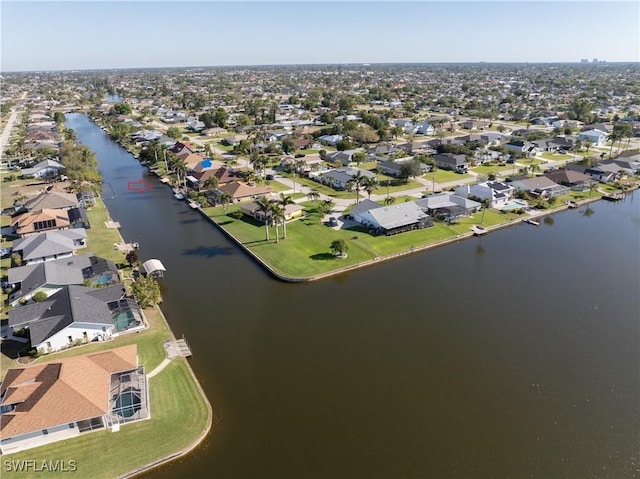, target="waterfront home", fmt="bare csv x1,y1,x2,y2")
8,254,119,306
582,165,619,183
20,159,65,179
349,199,383,222
8,284,143,354
213,181,272,202
12,229,88,265
415,194,481,220
432,153,469,172
23,188,79,212
578,129,608,146
602,157,640,175
11,209,71,237
240,200,304,223
168,141,195,156
355,201,433,235
455,181,515,209
543,169,593,190
509,176,569,197
313,168,376,190
0,345,148,454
